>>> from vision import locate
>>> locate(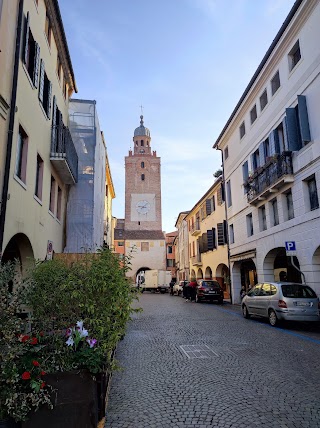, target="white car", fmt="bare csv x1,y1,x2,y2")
173,280,188,296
